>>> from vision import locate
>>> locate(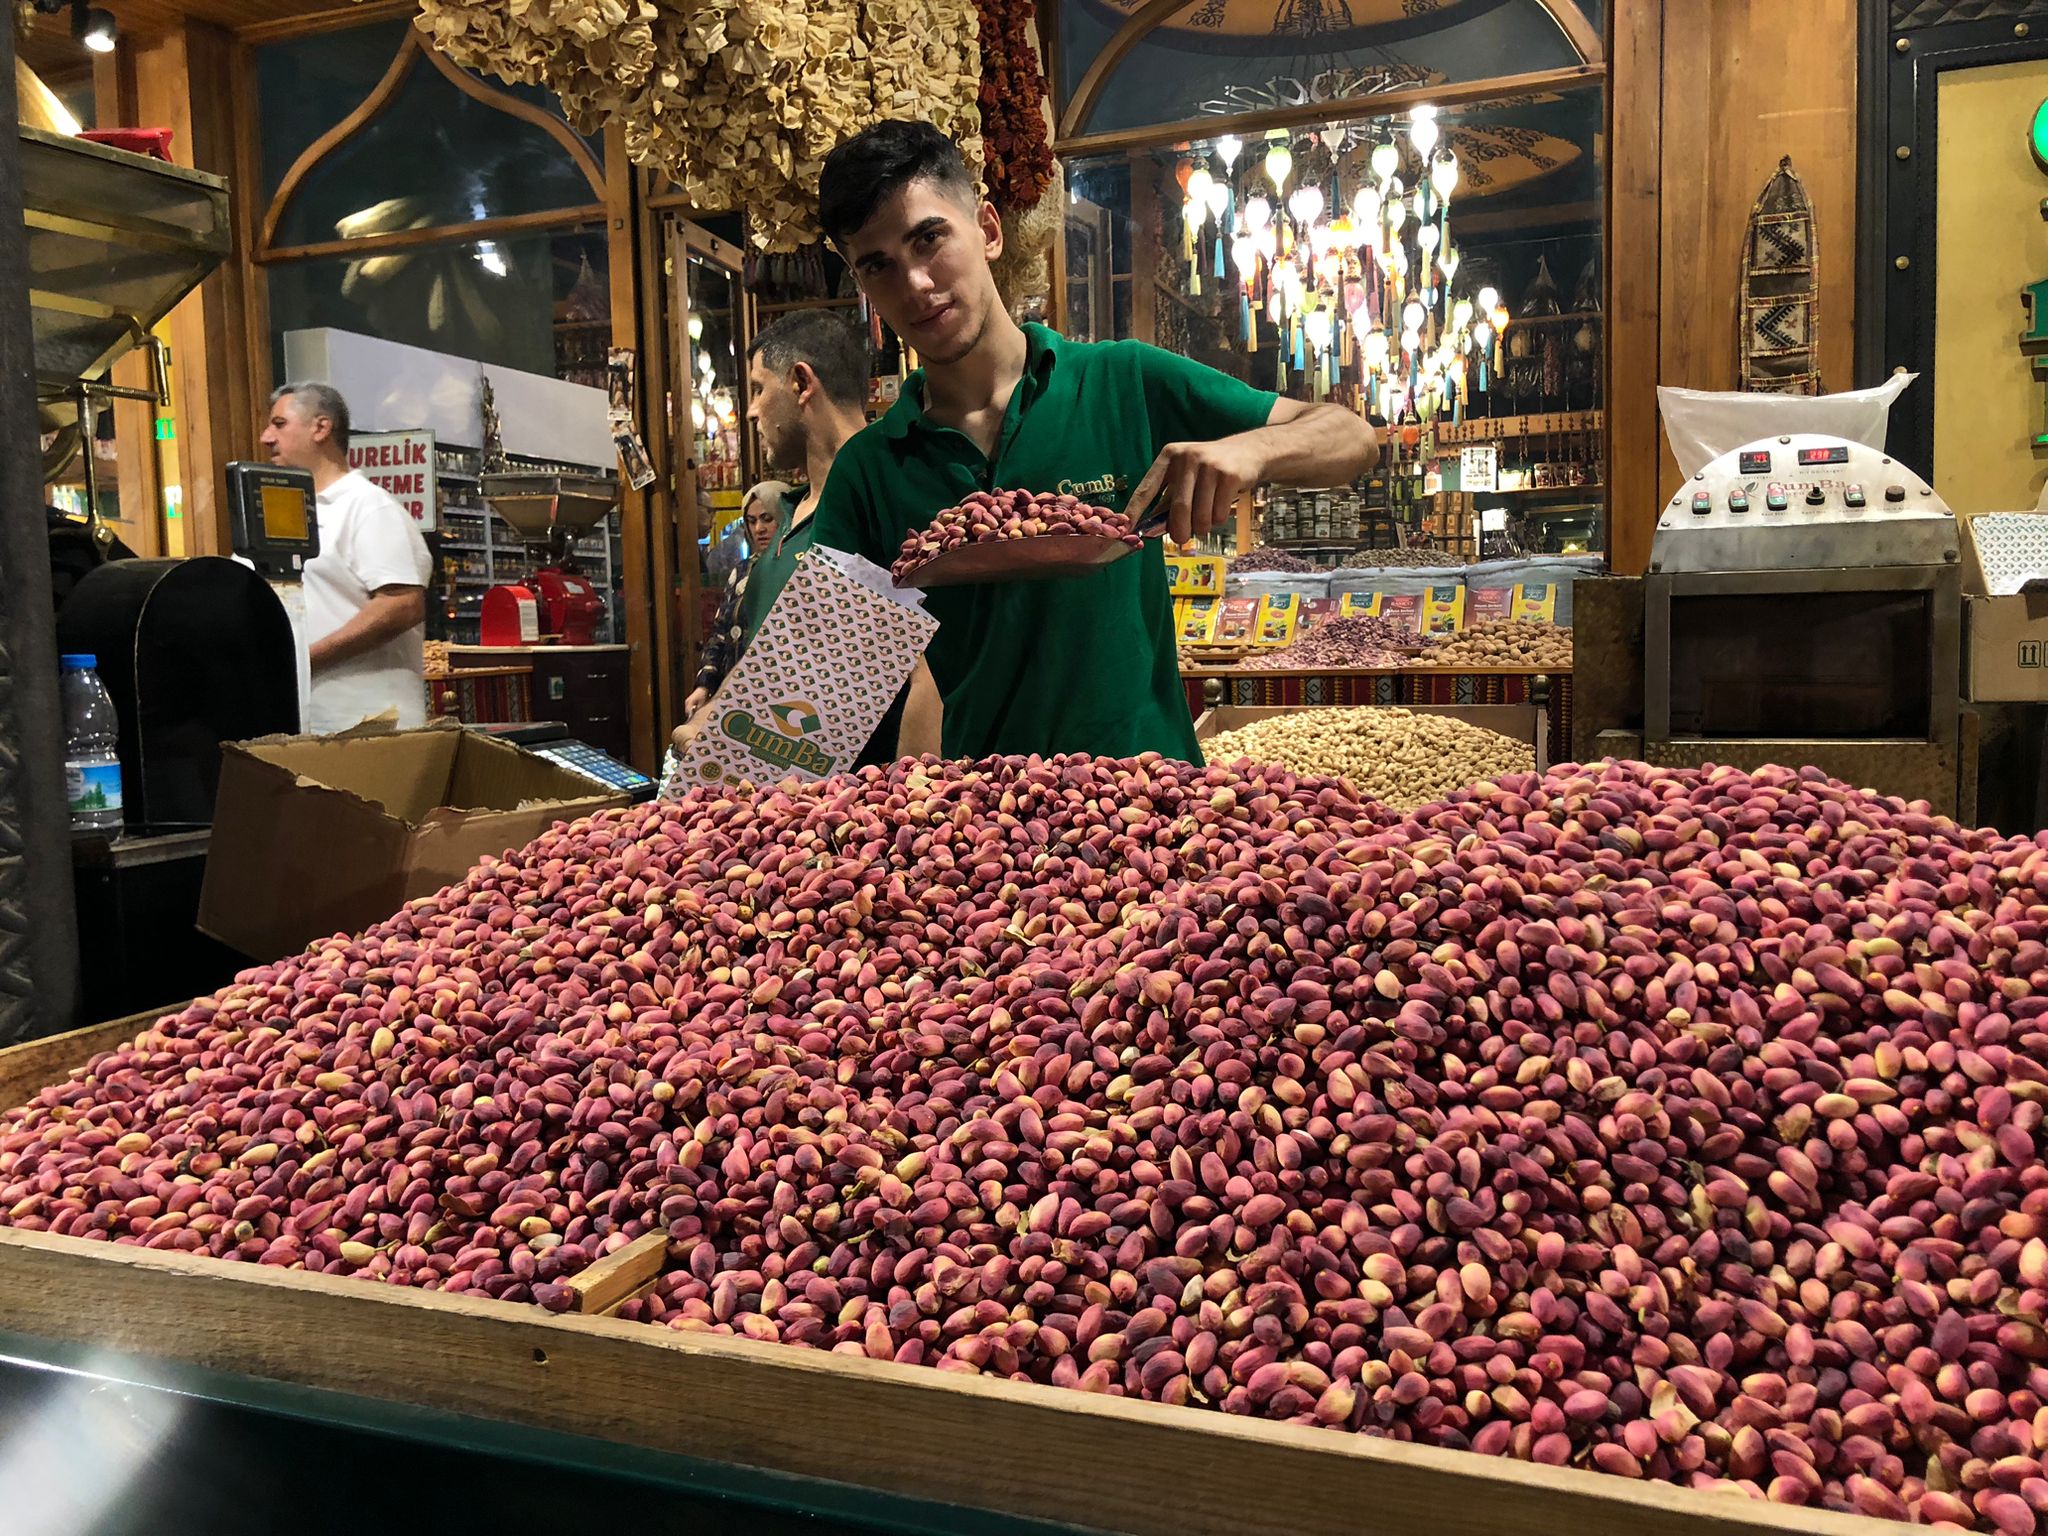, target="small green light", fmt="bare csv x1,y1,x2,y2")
153,417,174,441
2032,99,2048,171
